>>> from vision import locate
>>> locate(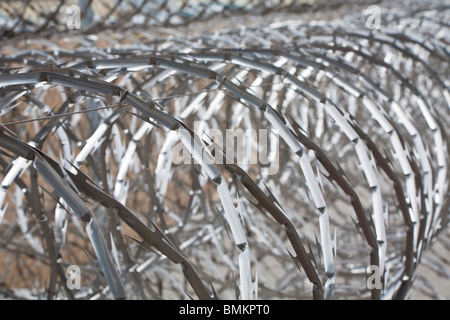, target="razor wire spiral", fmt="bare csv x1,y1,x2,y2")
0,0,448,300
